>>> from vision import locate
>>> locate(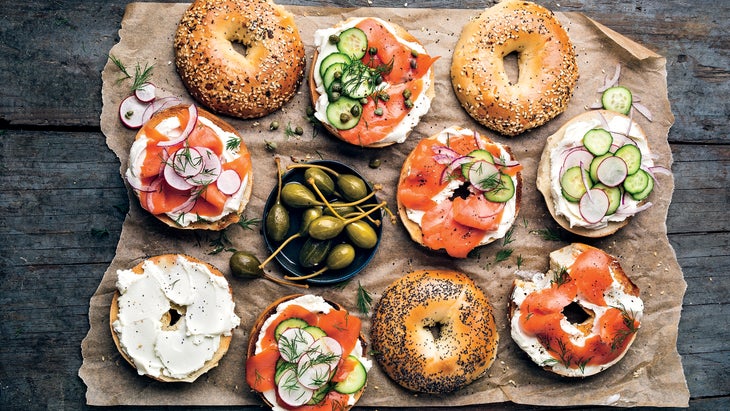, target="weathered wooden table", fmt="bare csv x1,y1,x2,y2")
1,0,727,409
